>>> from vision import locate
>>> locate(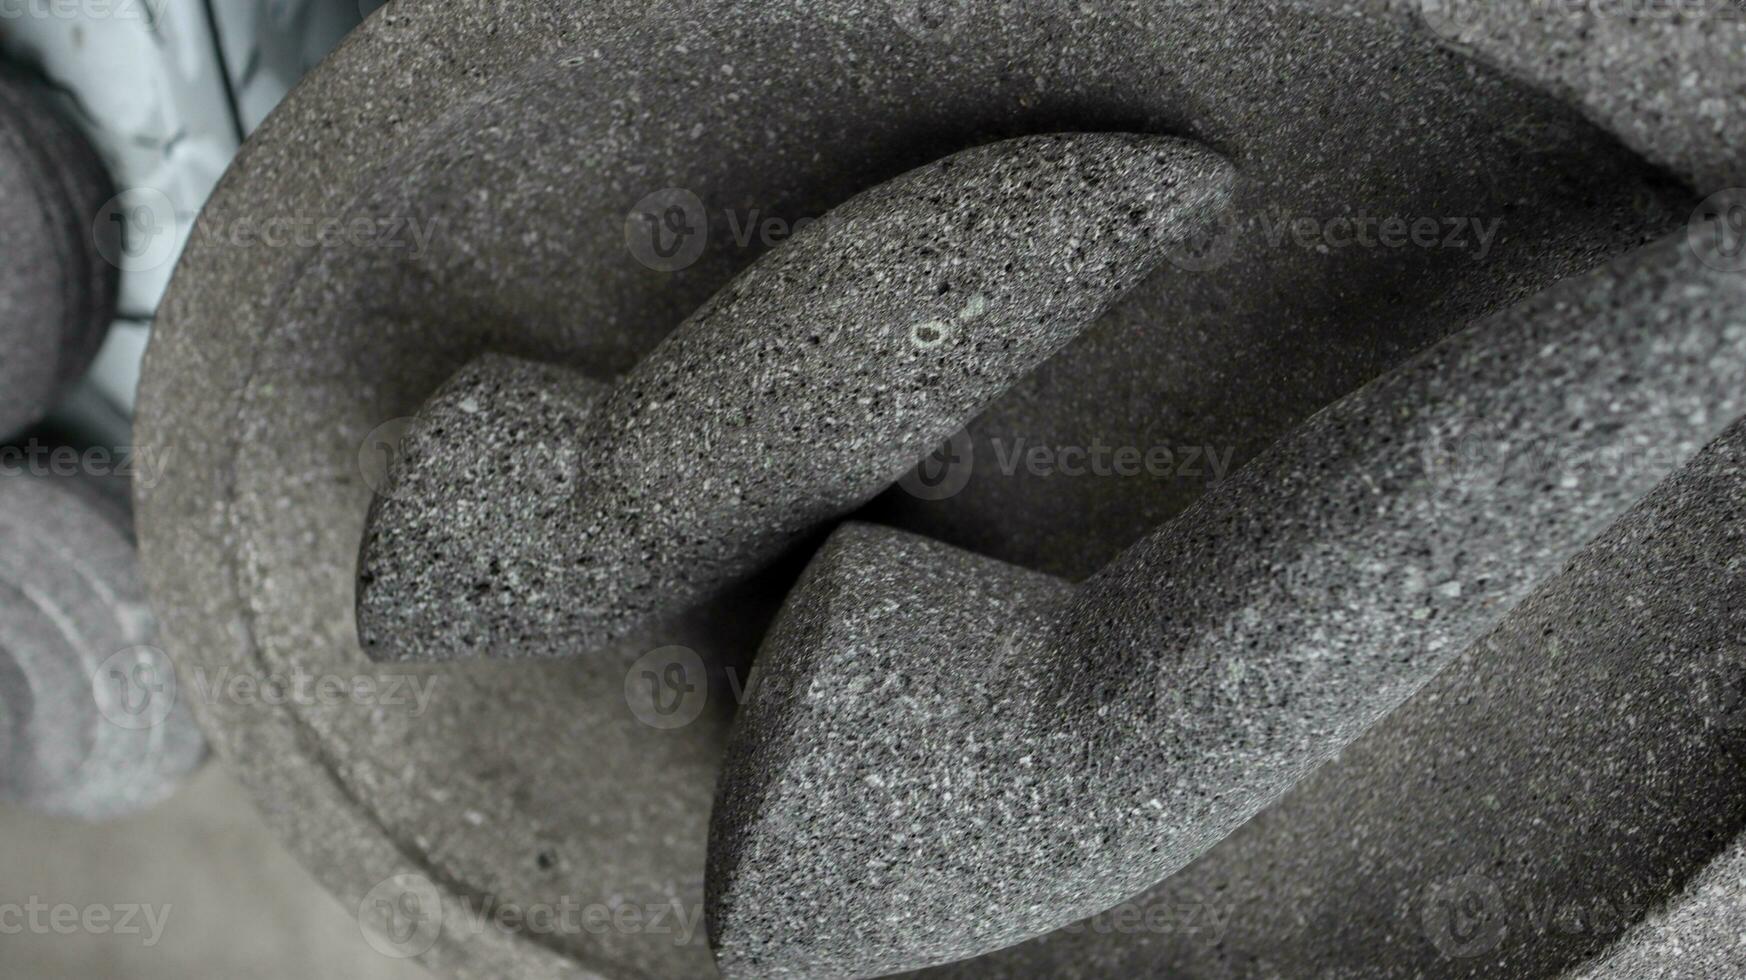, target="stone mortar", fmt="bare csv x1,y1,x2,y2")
132,0,1699,977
